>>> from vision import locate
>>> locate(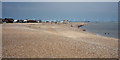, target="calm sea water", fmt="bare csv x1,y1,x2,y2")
81,22,118,39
